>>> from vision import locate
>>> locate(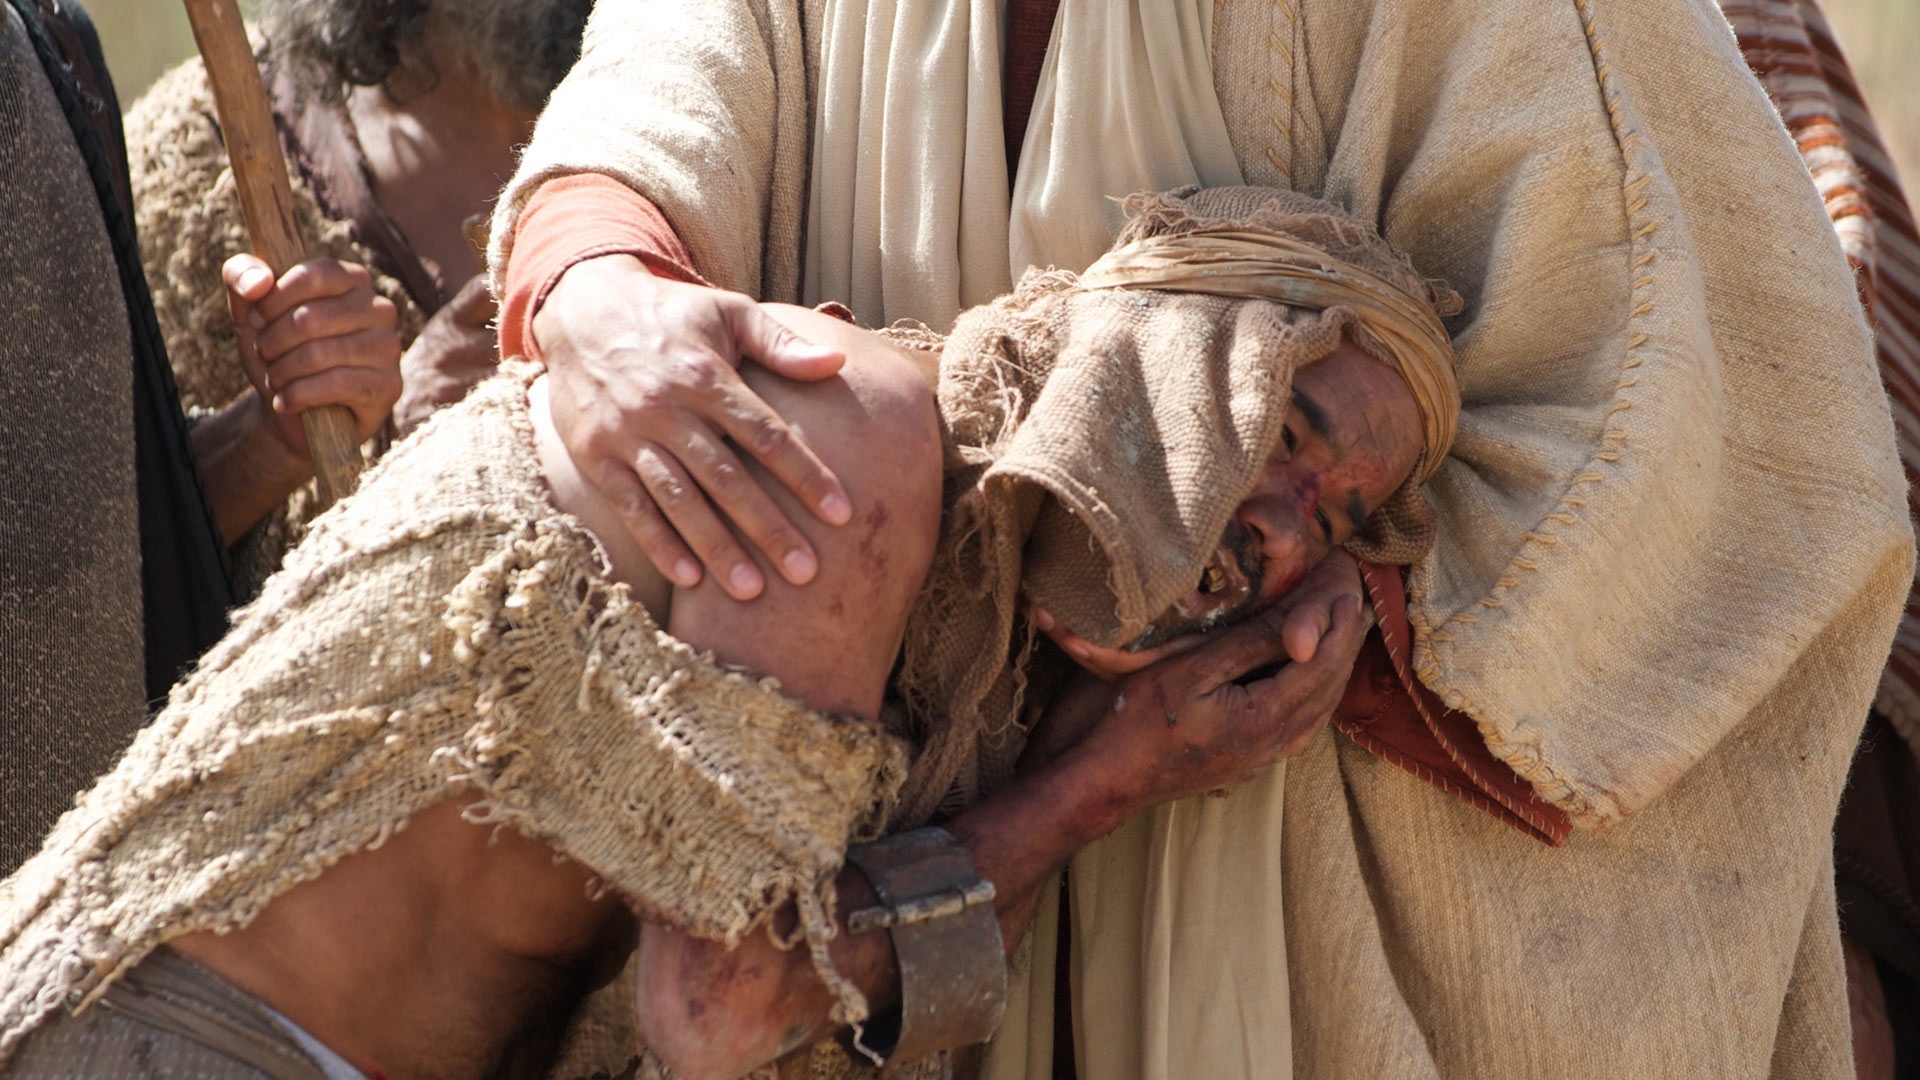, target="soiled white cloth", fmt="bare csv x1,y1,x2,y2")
496,0,1914,1075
